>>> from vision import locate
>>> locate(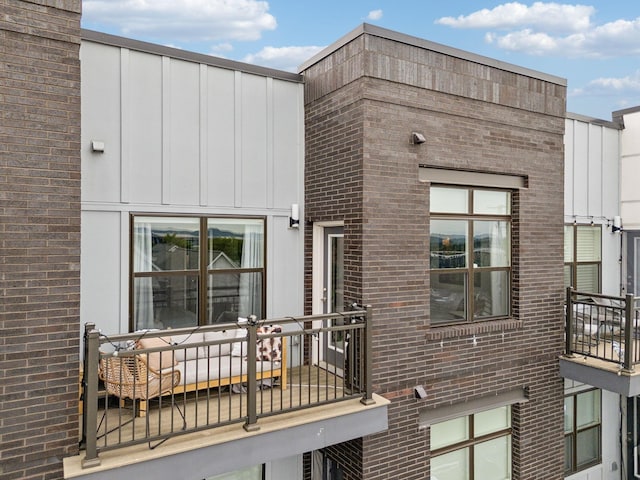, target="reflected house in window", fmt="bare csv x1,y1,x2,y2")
207,250,241,324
